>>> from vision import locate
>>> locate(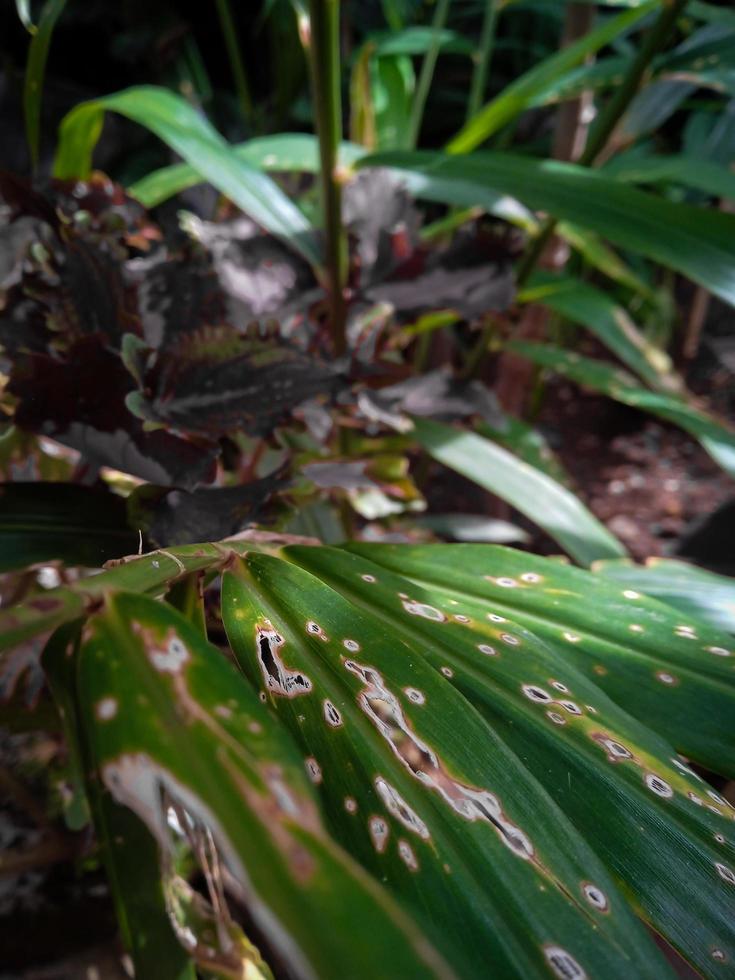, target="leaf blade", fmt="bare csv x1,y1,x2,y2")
412,416,627,565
